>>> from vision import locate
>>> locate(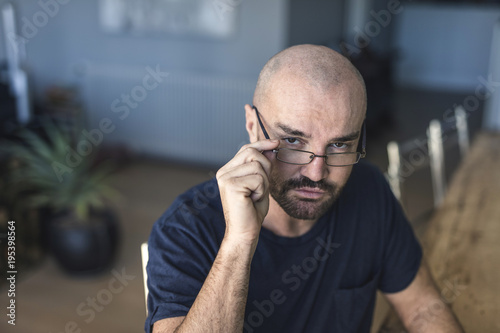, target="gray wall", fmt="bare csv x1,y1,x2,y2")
7,0,288,100
0,5,5,64
288,0,344,46
393,3,500,91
